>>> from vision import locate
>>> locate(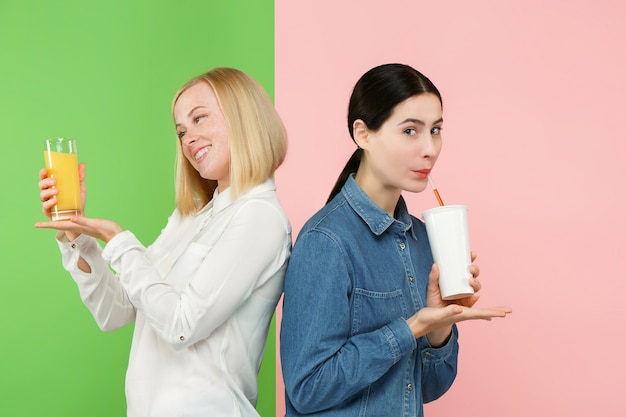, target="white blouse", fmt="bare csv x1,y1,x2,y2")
57,178,291,417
